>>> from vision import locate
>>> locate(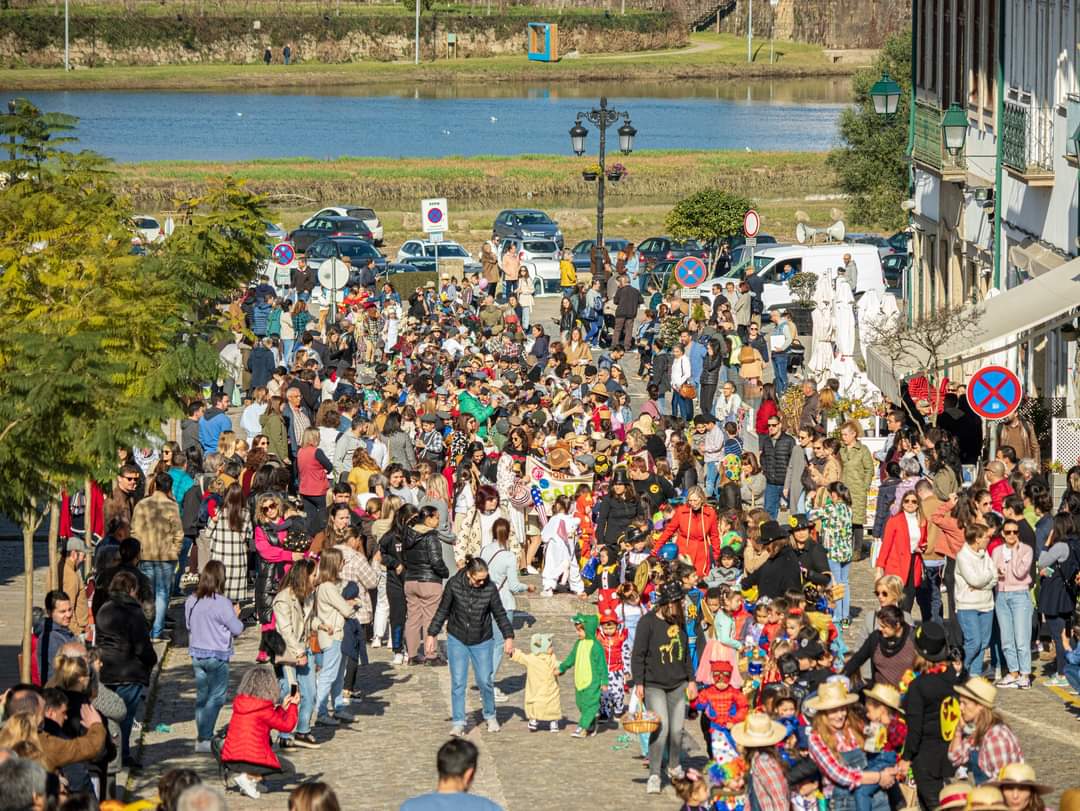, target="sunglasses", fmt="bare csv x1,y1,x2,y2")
875,590,890,597
1002,529,1019,536
768,421,779,428
902,498,918,504
121,475,139,482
